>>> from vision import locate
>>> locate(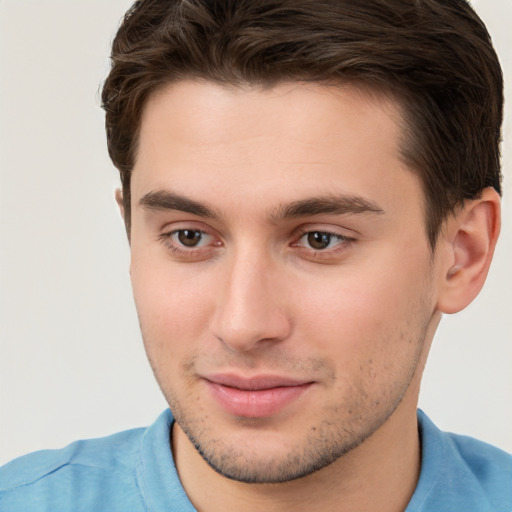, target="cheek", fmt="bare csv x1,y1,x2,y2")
130,255,215,364
294,254,432,369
